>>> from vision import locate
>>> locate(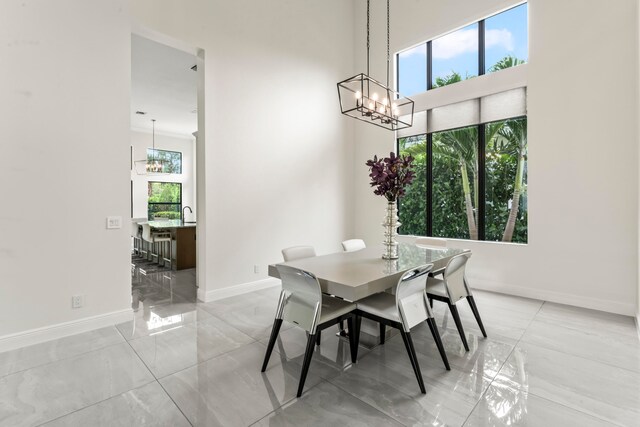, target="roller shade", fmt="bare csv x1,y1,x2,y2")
397,87,526,137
